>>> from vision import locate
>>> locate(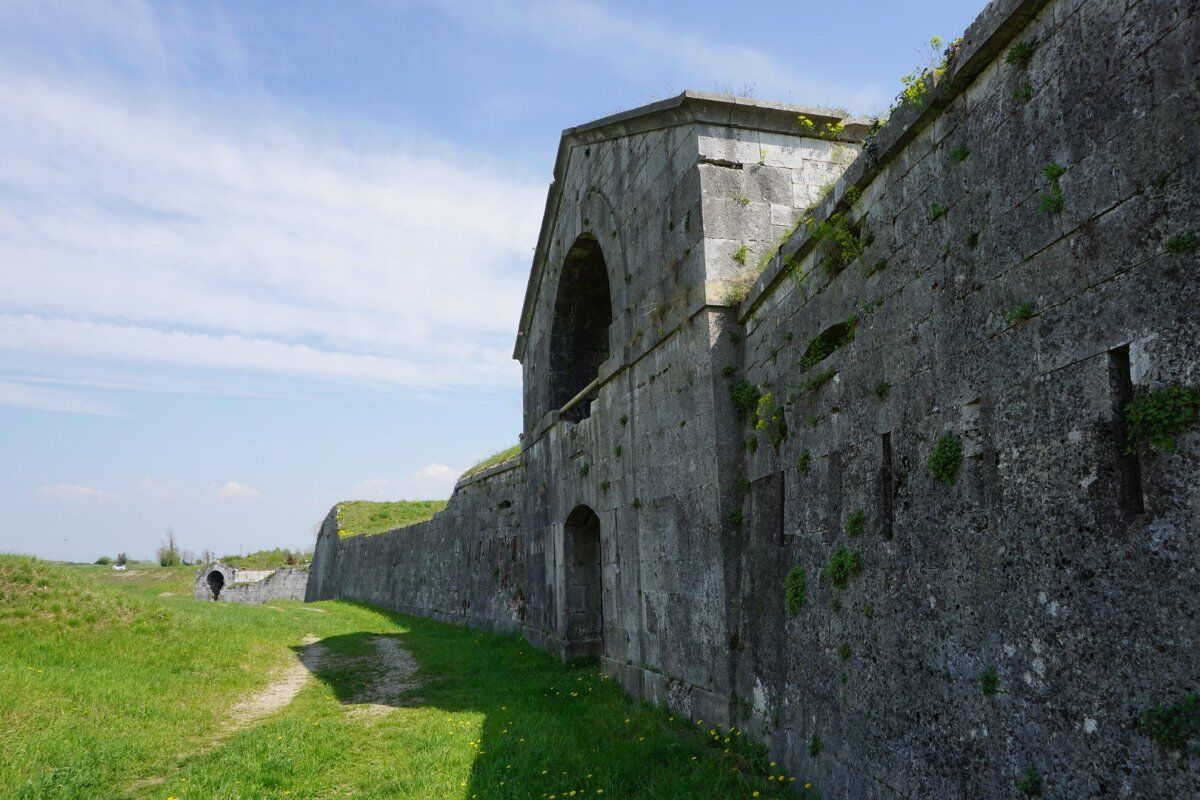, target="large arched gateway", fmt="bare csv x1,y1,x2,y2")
549,234,612,423
562,504,604,659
